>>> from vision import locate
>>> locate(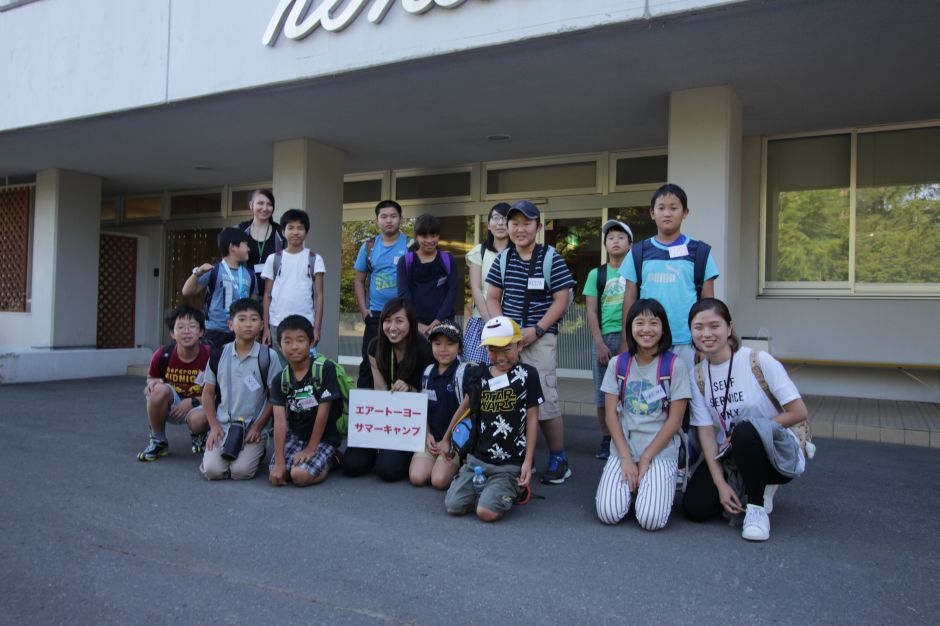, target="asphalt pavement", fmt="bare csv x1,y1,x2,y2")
1,376,938,625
